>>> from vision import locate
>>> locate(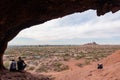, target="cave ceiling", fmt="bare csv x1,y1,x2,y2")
0,0,120,44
